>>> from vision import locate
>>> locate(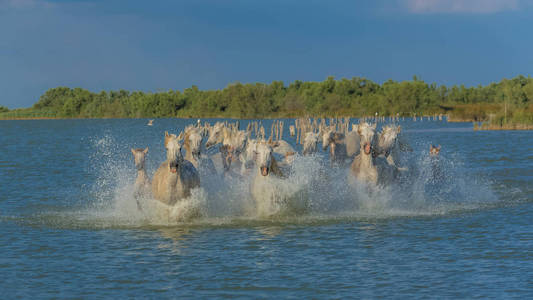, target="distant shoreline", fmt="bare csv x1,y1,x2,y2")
1,74,532,129
474,123,533,131
0,117,62,120
3,116,533,131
